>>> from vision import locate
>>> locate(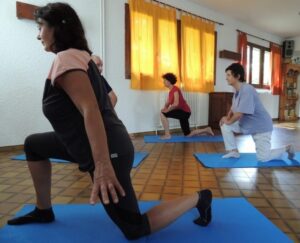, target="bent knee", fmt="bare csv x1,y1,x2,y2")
24,134,37,154
118,213,151,240
220,124,230,132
